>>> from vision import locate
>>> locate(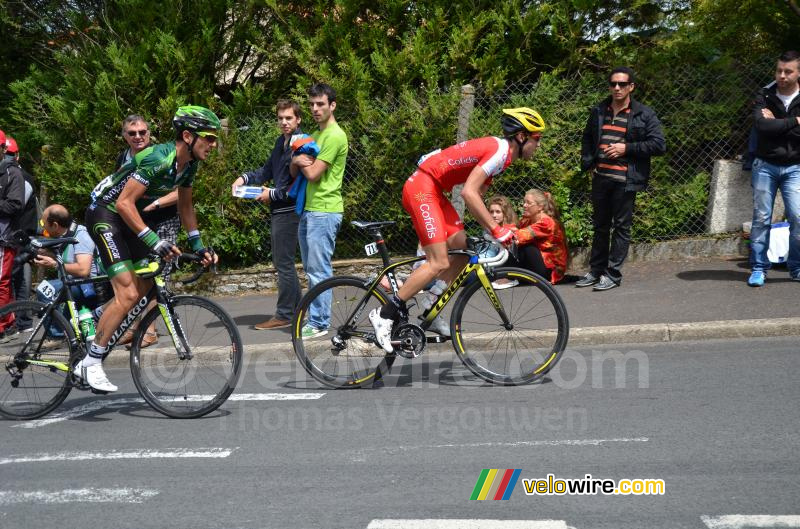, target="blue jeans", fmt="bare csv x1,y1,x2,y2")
36,279,97,337
750,158,800,273
298,211,342,329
